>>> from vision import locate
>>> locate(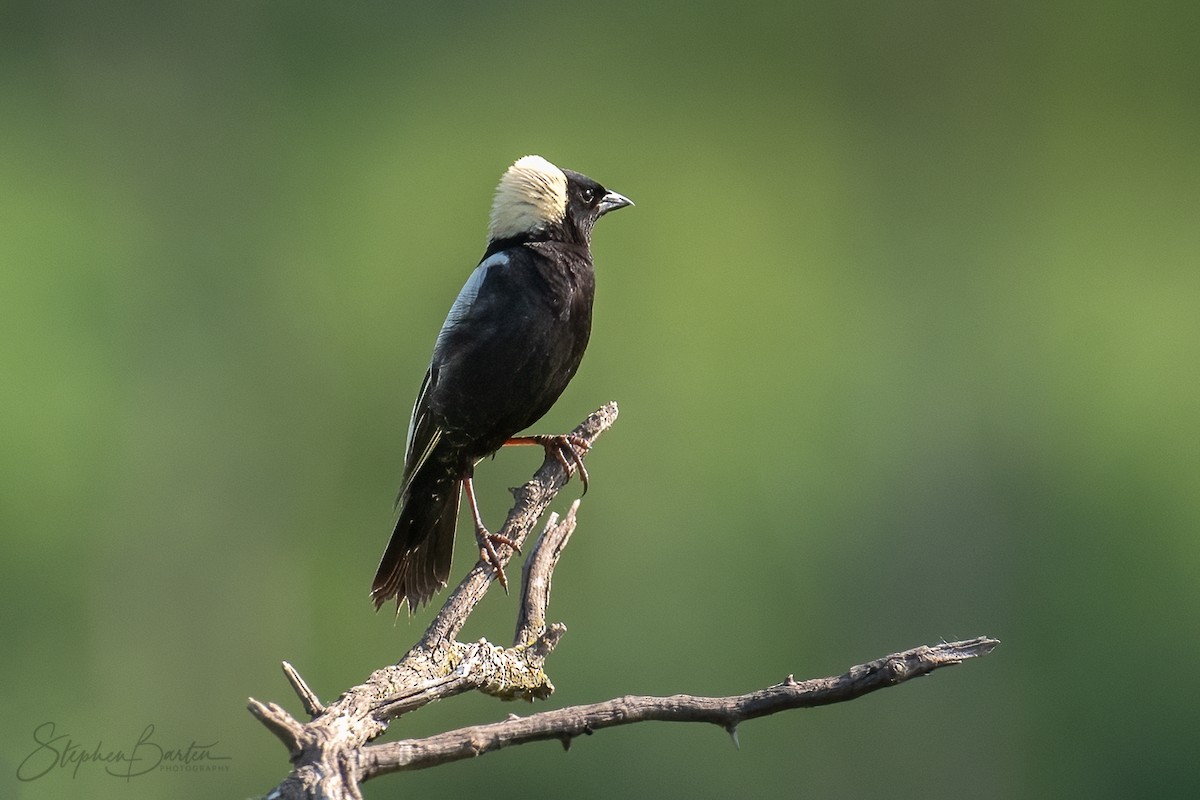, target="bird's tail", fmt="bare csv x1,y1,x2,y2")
370,470,460,613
